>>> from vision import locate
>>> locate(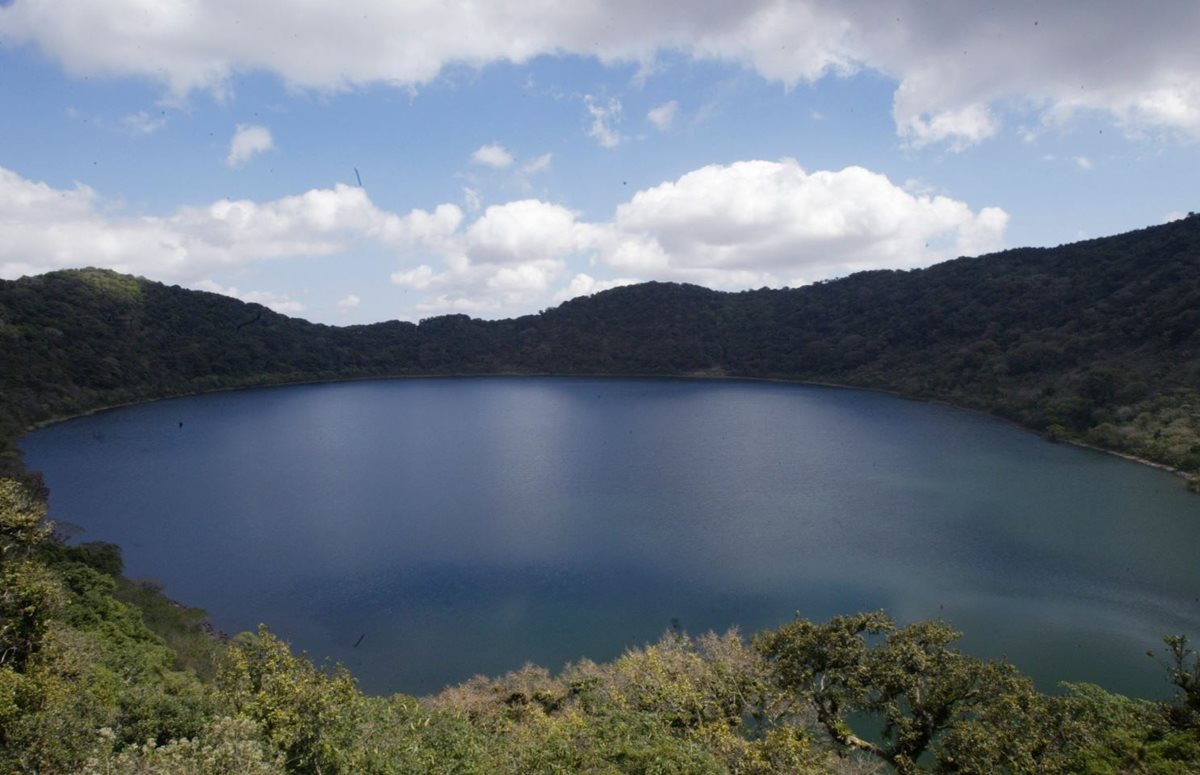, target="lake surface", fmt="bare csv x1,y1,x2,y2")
20,377,1200,698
